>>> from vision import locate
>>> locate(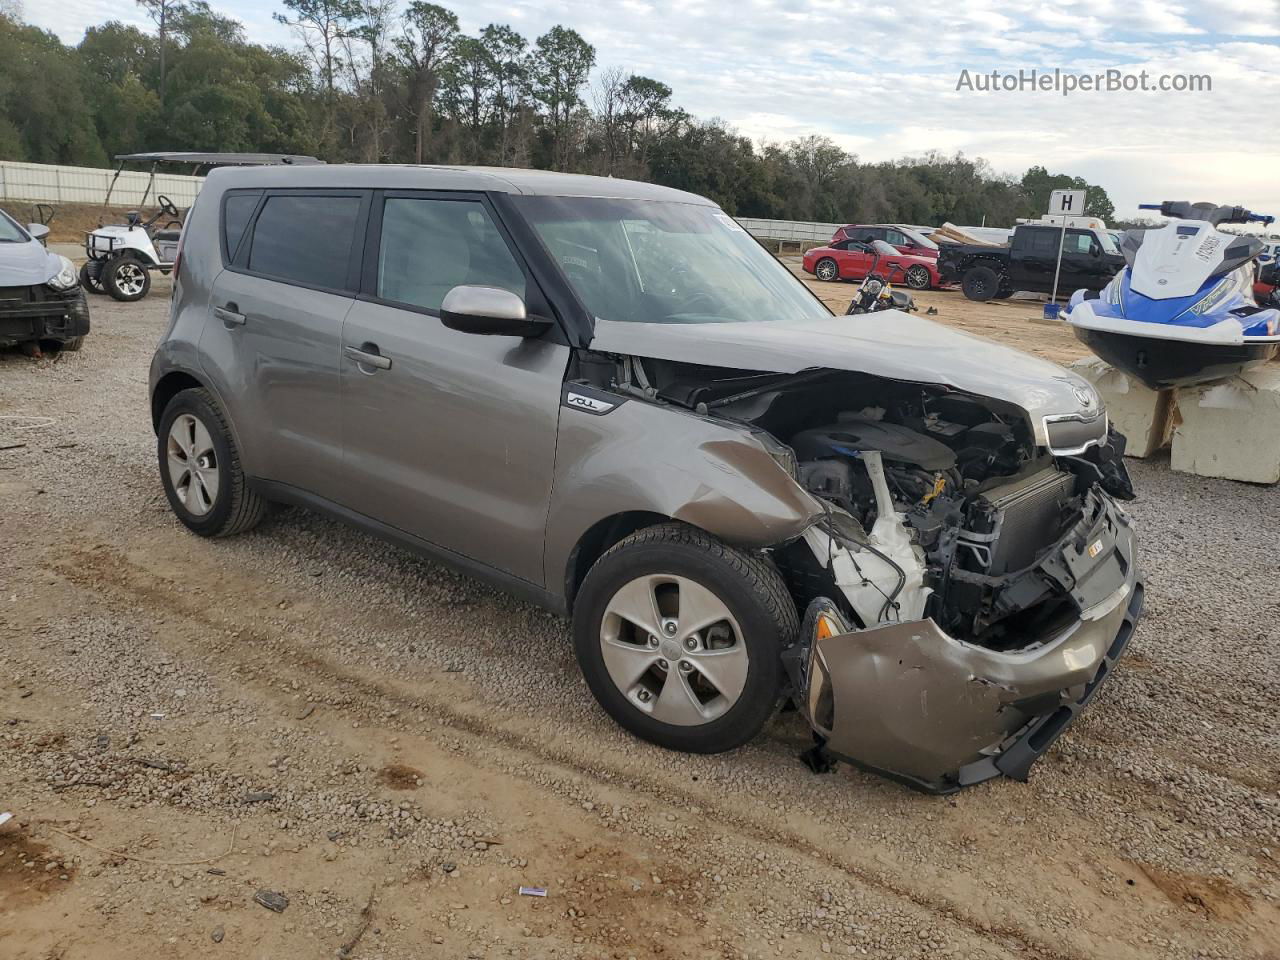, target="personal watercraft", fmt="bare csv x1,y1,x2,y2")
1066,201,1280,390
